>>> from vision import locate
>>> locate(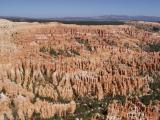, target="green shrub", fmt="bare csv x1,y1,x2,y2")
70,49,80,56
75,37,88,45
152,26,160,32
75,37,92,51
140,92,160,106
114,95,126,105
43,115,62,120
40,47,48,53
148,44,160,52
35,94,55,103
32,112,41,120
149,82,160,92
49,48,58,56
